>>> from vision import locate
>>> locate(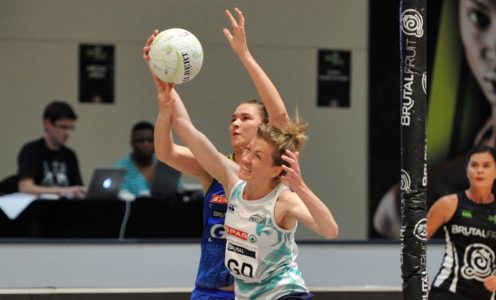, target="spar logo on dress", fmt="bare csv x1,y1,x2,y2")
225,225,248,241
210,194,227,204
